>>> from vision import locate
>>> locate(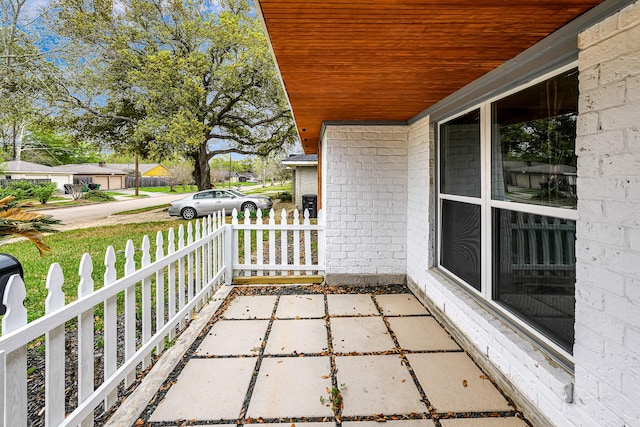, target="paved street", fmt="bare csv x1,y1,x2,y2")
34,191,191,231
